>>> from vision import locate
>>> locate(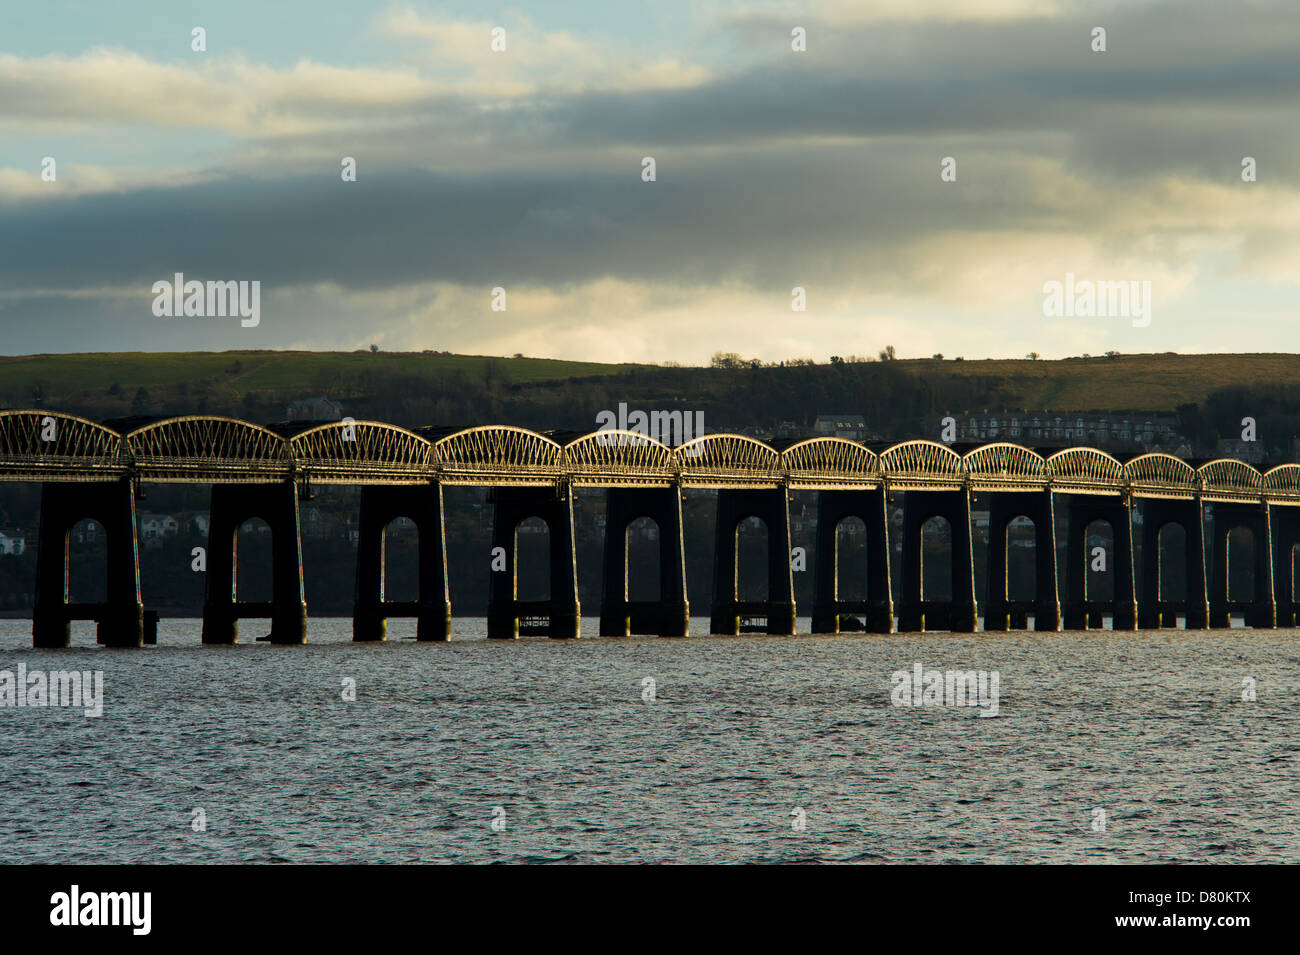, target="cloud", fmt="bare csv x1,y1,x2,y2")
1,0,1298,361
374,6,711,95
